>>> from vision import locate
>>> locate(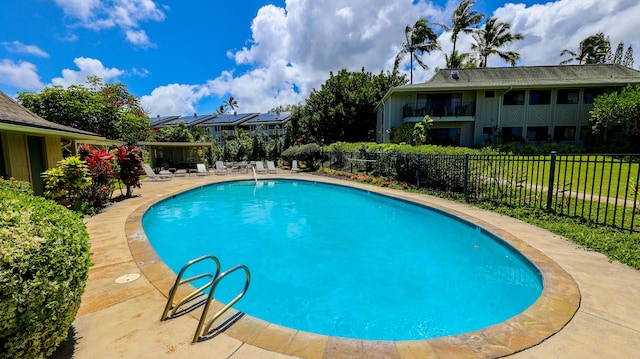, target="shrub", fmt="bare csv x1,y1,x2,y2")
41,156,92,211
78,144,117,211
114,144,143,197
0,178,92,358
